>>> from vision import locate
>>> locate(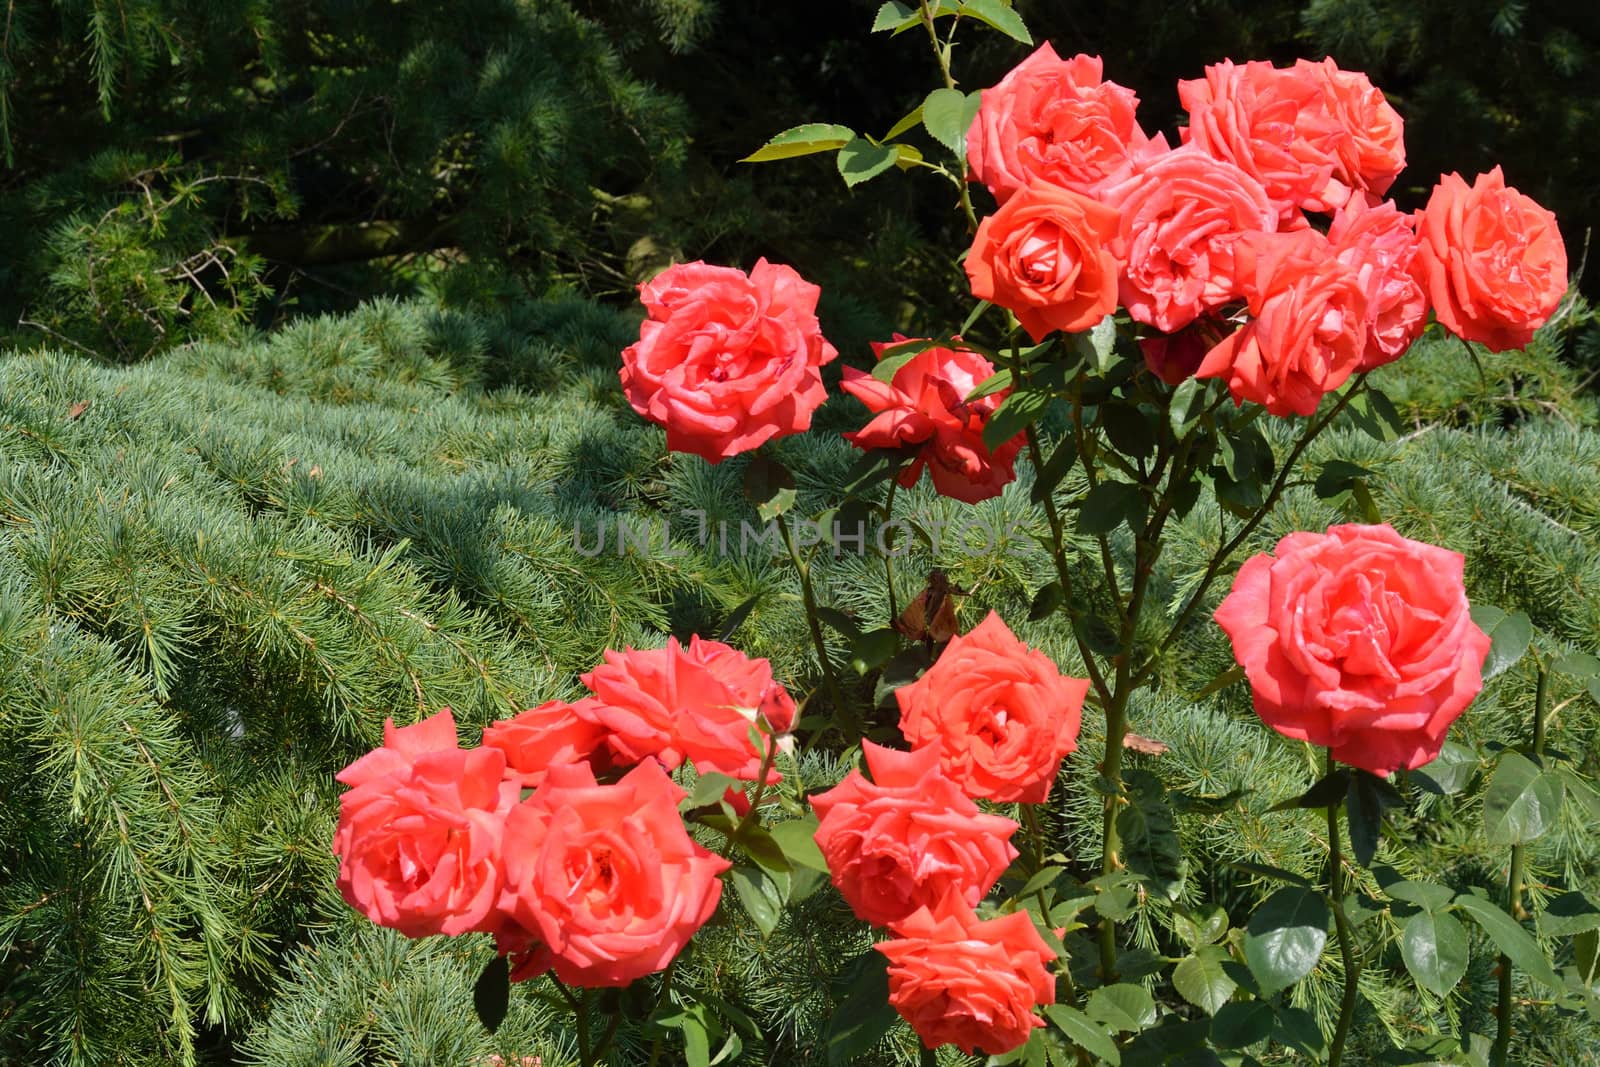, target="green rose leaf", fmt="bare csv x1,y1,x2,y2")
1244,886,1330,993
1210,1000,1274,1049
1043,1004,1120,1065
958,0,1032,44
1086,983,1157,1033
1172,944,1236,1015
472,954,510,1034
1401,908,1470,996
824,950,899,1065
1469,604,1533,679
983,383,1053,453
730,864,787,937
742,123,857,163
1483,751,1564,846
837,138,899,187
769,815,829,873
922,87,982,159
1453,892,1560,989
